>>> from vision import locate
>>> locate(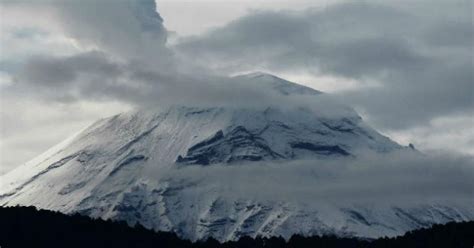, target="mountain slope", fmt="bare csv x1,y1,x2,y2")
1,73,472,242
